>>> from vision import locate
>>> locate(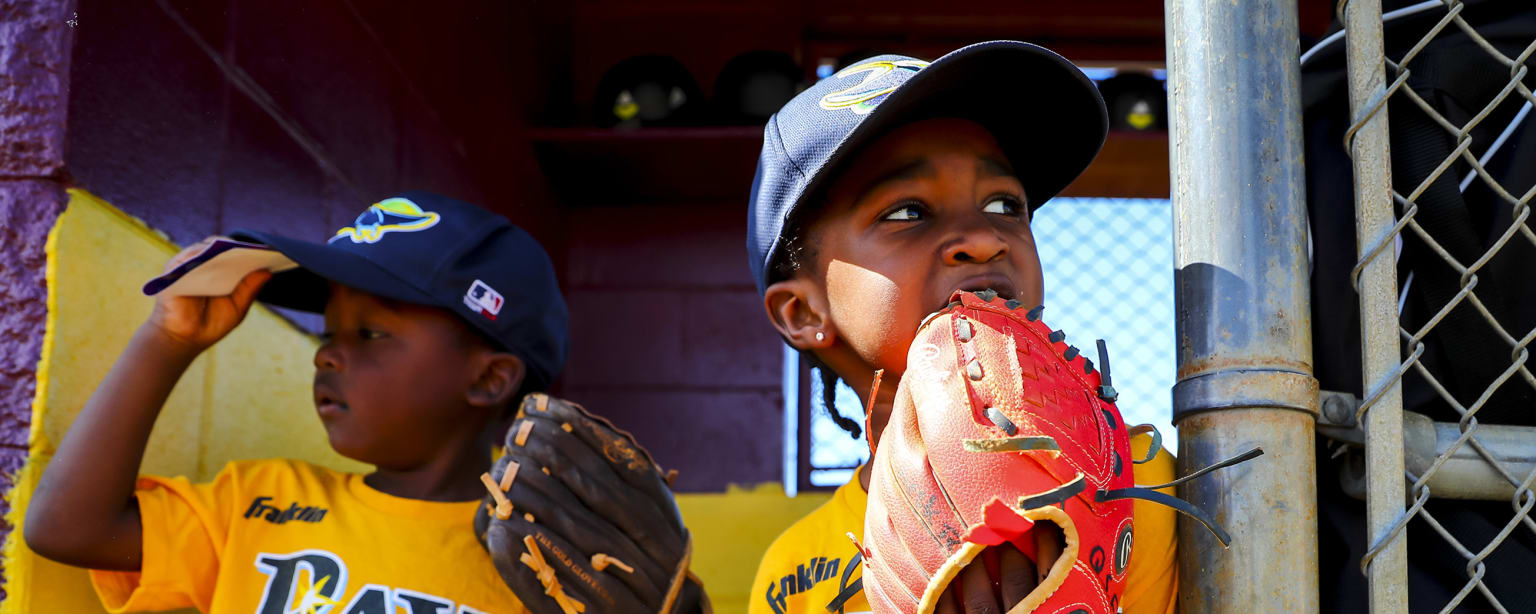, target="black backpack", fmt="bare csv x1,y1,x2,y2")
1302,1,1536,611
